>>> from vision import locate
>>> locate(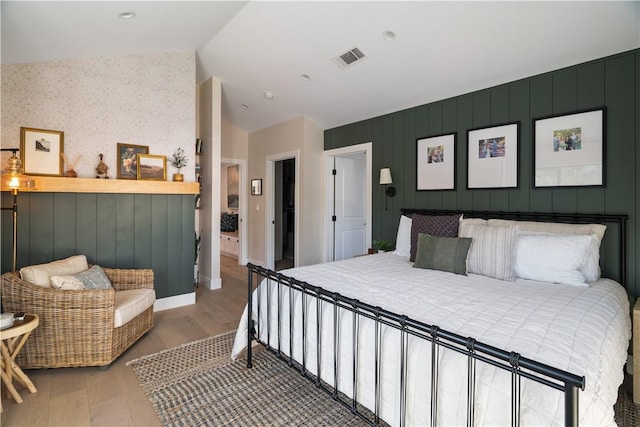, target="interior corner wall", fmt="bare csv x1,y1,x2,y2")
197,76,222,290
324,48,640,302
247,116,324,267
